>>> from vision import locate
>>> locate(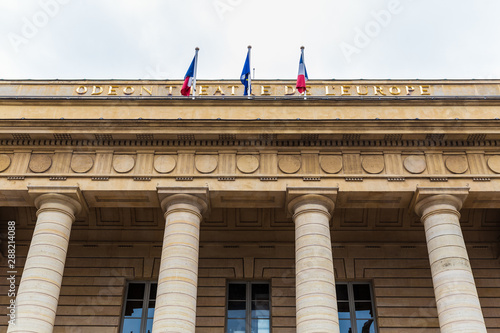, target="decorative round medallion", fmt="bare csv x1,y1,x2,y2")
361,155,385,174
113,155,135,173
195,155,218,174
278,155,301,174
404,155,427,174
320,155,342,174
237,155,259,174
445,155,468,174
0,154,11,172
154,155,176,173
70,155,94,173
29,154,52,173
487,155,500,173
